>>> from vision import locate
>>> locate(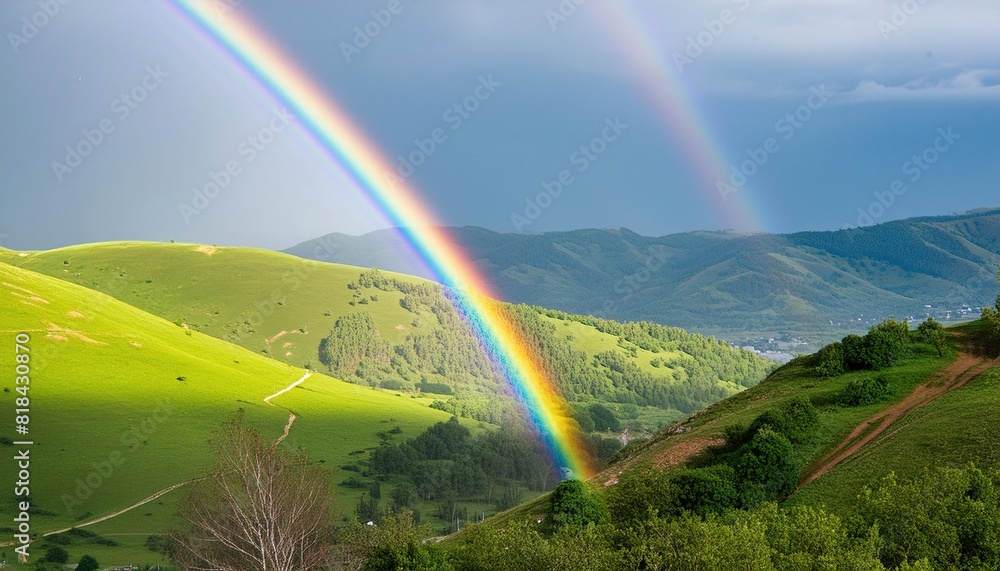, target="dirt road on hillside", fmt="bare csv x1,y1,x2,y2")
798,331,1000,489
